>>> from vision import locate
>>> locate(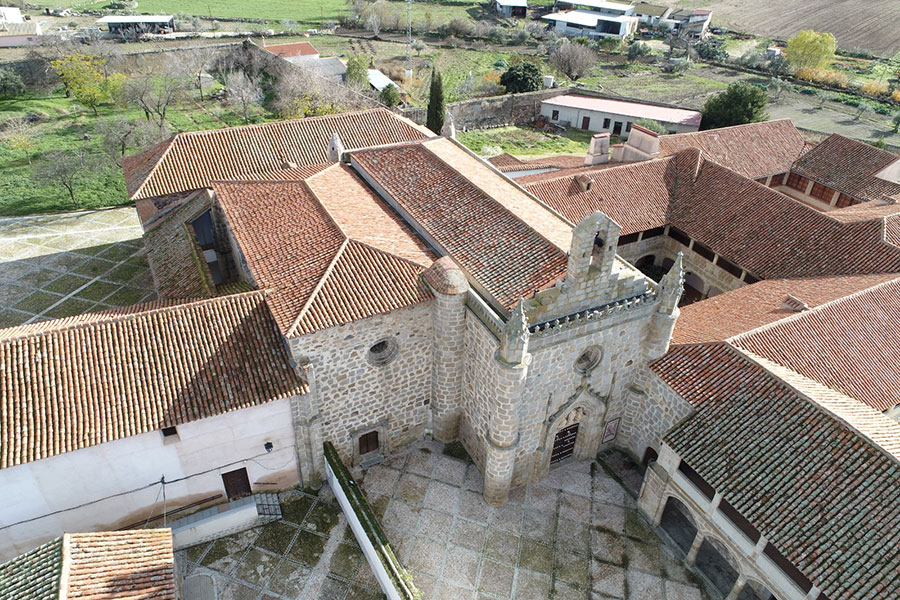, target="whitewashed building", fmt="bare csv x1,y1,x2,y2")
542,0,638,39
541,94,701,135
